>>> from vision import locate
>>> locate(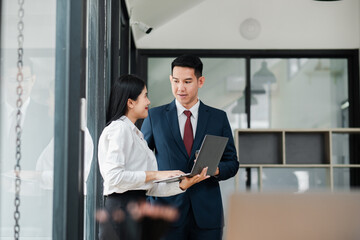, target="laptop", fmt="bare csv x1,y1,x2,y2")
153,134,228,183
